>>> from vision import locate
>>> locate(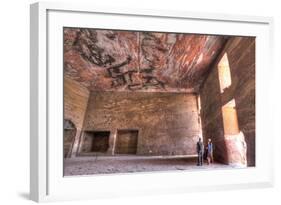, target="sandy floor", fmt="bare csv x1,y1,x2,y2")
64,155,238,176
